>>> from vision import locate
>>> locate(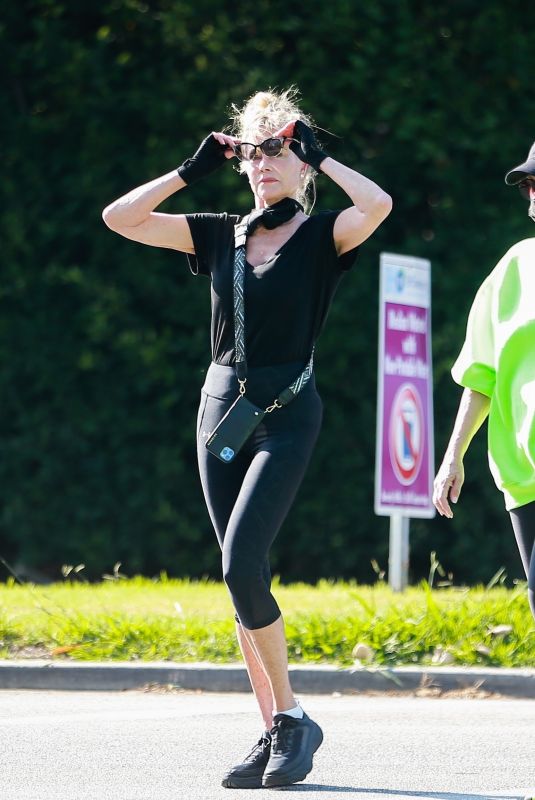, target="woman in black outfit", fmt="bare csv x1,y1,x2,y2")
103,88,392,789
